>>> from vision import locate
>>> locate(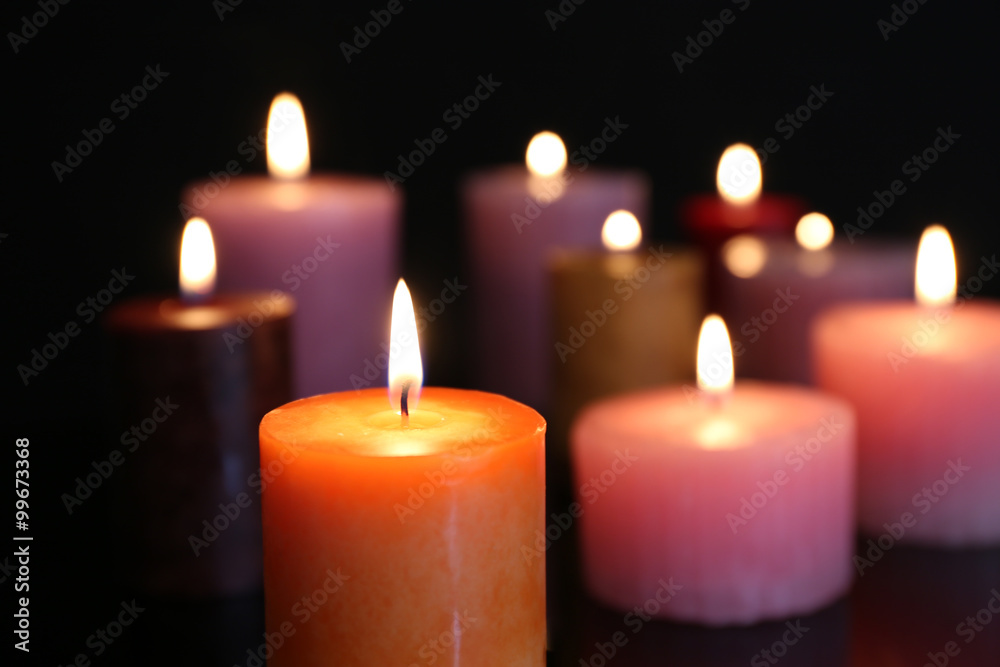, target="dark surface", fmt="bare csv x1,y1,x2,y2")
5,1,1000,665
